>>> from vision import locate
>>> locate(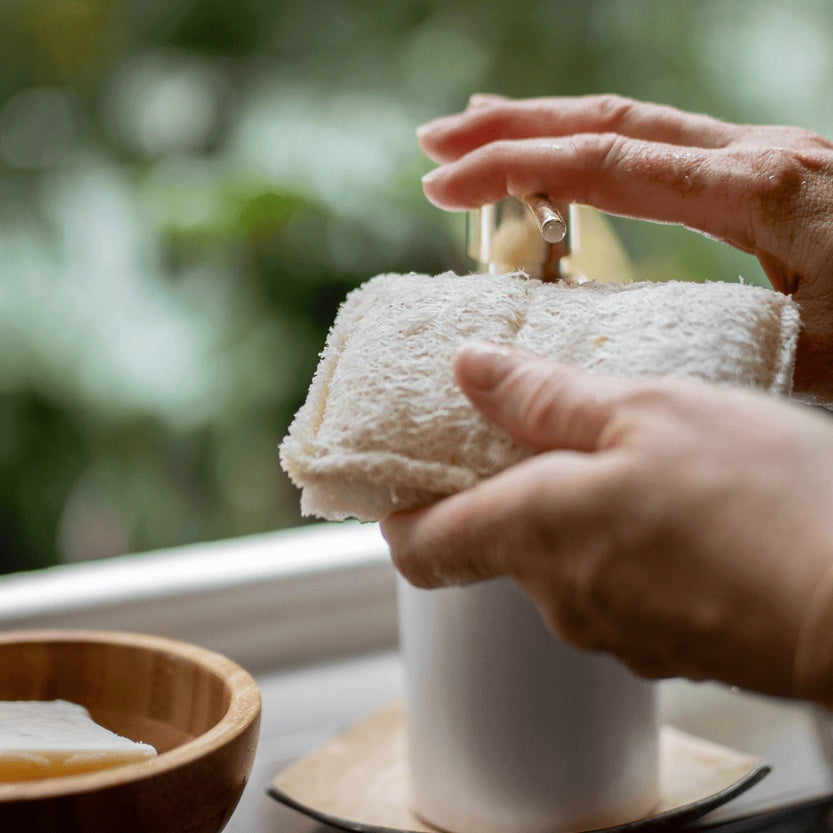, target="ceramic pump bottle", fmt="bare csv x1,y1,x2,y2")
397,197,660,833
